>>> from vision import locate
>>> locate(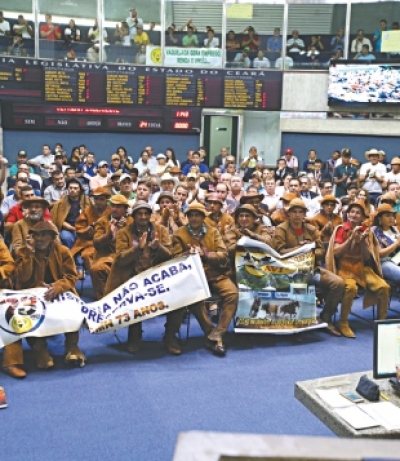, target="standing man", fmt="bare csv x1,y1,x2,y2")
173,203,238,356
272,198,344,336
359,148,386,204
213,147,229,169
126,8,143,39
333,148,358,198
373,19,388,52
